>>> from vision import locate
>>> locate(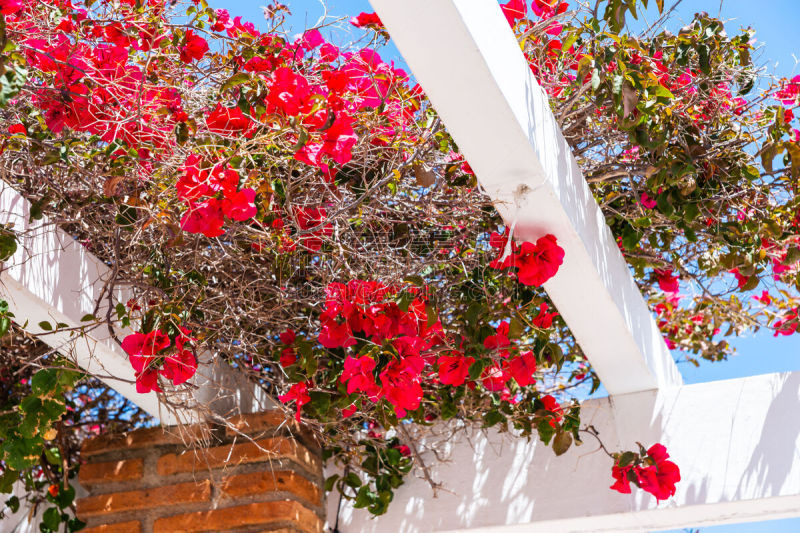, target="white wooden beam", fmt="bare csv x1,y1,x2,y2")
0,182,269,424
329,371,800,532
369,0,682,394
